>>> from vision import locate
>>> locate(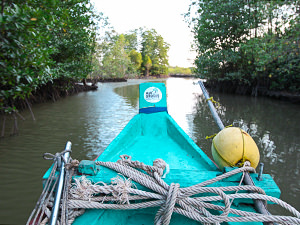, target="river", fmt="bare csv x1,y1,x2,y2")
0,78,299,224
